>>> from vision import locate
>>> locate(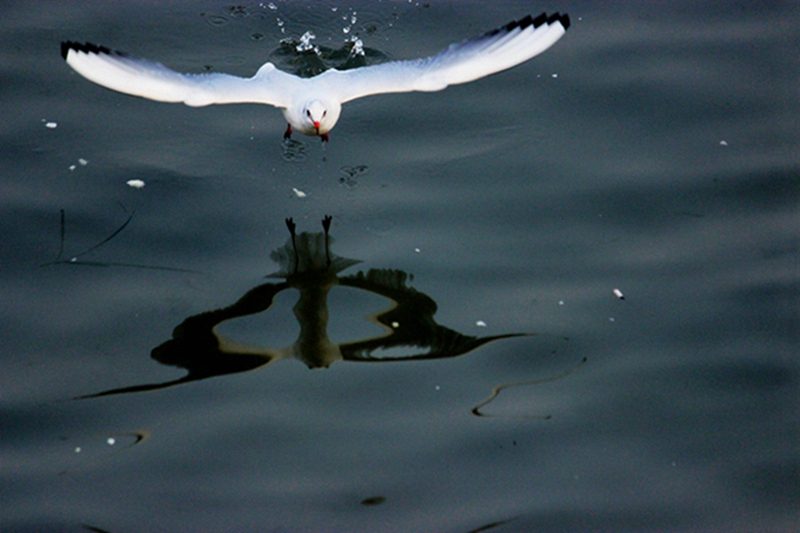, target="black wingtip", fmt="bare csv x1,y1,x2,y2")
488,12,570,37
547,12,570,31
60,41,73,60
532,13,548,29
60,41,119,61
